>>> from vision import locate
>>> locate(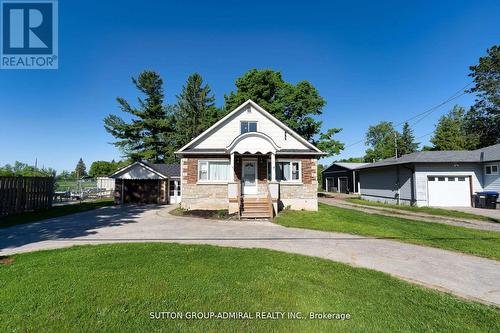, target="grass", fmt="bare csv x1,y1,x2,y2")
0,198,114,229
0,243,498,332
346,197,500,223
275,203,500,261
